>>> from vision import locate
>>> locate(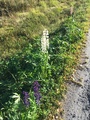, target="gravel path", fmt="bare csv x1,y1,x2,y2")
63,30,90,120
